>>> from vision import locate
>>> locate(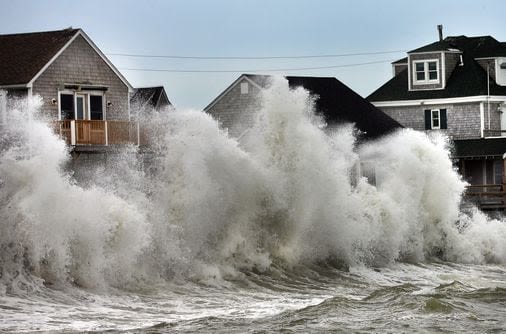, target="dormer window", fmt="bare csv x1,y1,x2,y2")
413,60,439,84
